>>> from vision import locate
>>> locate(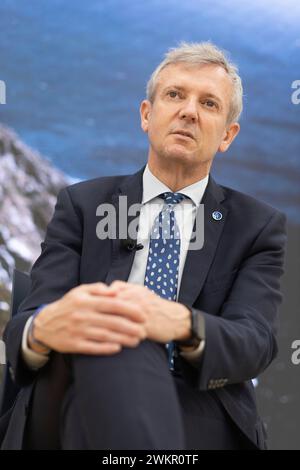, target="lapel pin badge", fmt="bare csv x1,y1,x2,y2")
212,211,222,221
